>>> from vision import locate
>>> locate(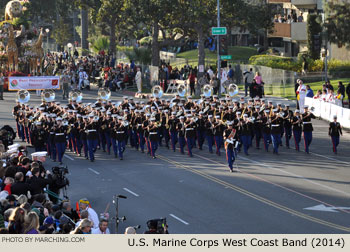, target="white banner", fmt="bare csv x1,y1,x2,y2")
8,76,60,91
305,97,350,128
